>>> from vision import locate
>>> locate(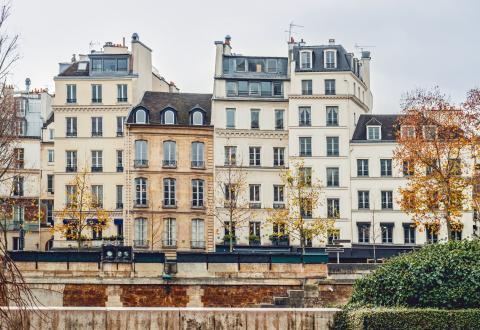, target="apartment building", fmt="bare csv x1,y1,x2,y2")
212,36,290,247
125,92,214,255
52,34,178,248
